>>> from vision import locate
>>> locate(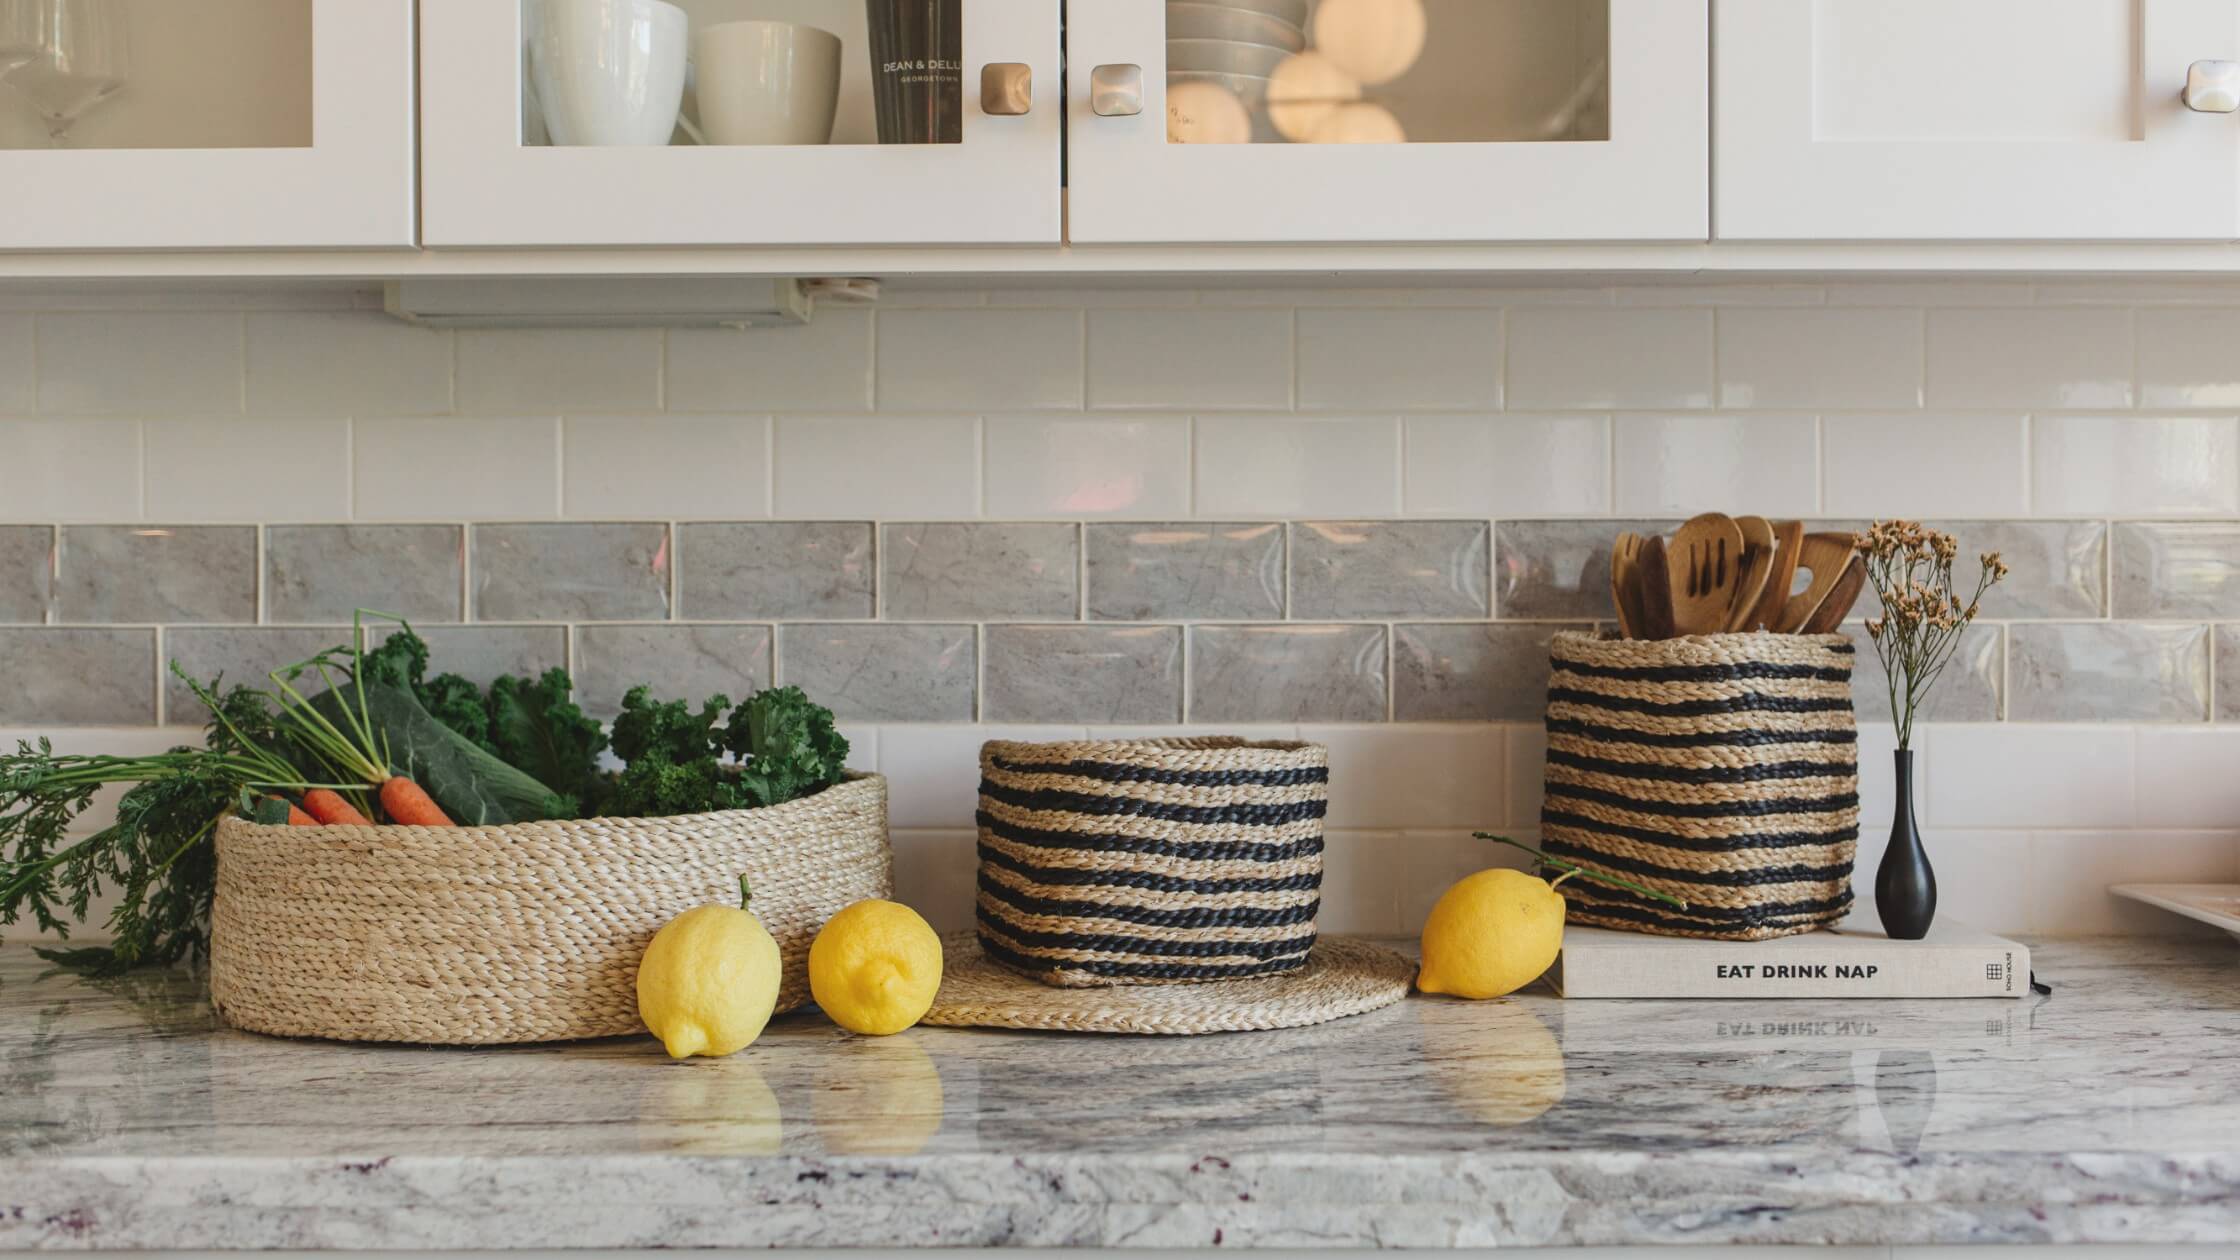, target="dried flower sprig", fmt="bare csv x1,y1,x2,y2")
1853,521,2007,750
